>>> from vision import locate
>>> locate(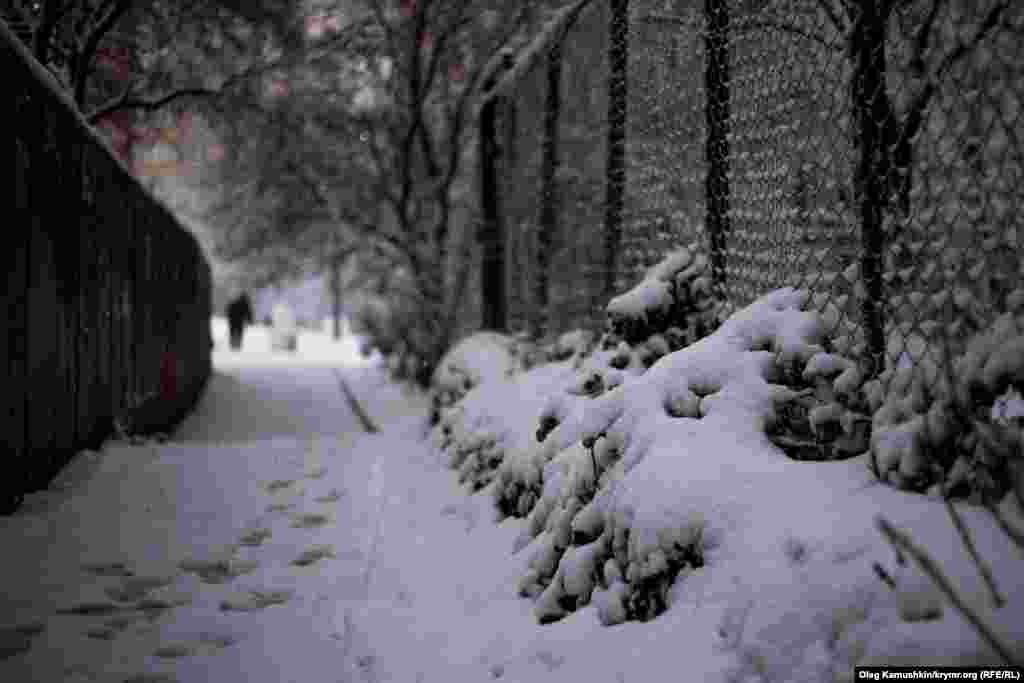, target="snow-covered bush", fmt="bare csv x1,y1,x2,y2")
544,329,598,364
433,361,581,493
491,246,723,518
429,332,536,426
765,320,872,462
504,288,877,625
866,312,1024,504
604,246,718,355
435,246,723,500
